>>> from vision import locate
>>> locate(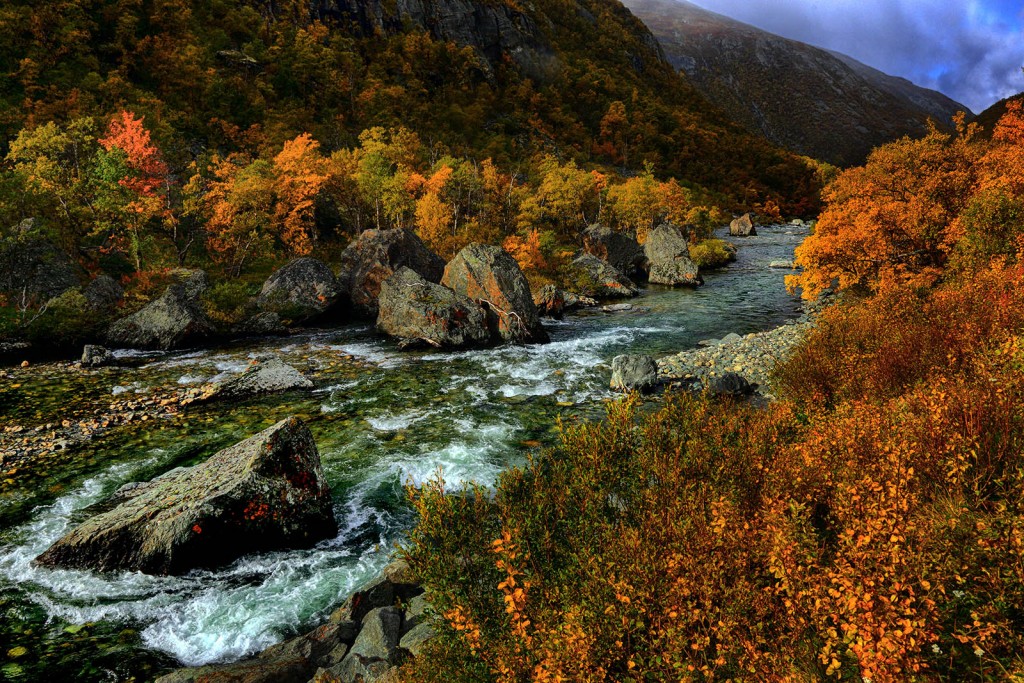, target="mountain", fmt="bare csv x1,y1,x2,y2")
622,0,970,166
974,93,1024,135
